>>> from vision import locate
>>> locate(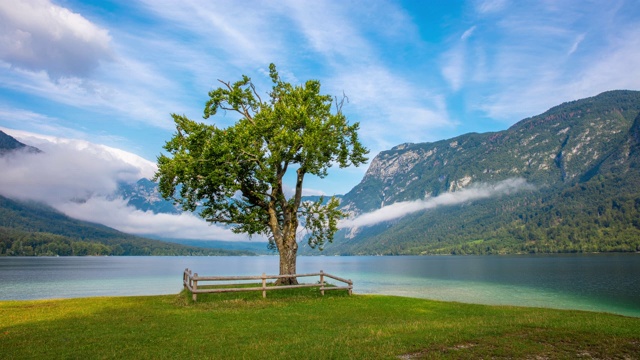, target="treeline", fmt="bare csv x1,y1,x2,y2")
0,227,252,256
